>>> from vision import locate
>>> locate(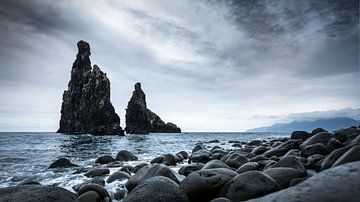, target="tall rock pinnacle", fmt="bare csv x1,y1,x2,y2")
57,40,124,135
125,82,181,134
